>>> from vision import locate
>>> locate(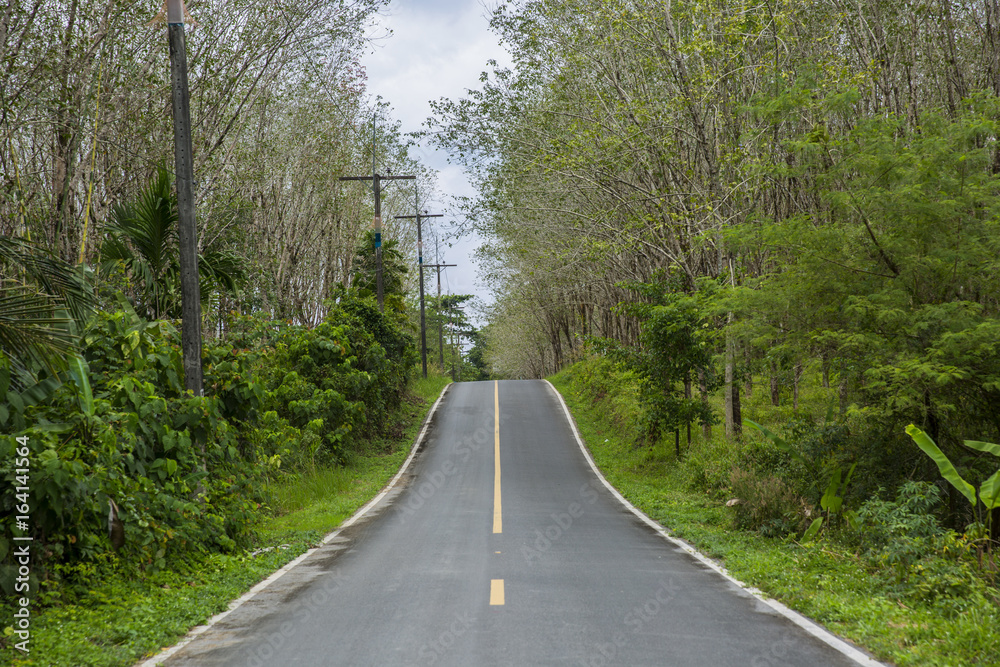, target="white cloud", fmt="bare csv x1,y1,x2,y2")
365,2,505,136
361,0,510,317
